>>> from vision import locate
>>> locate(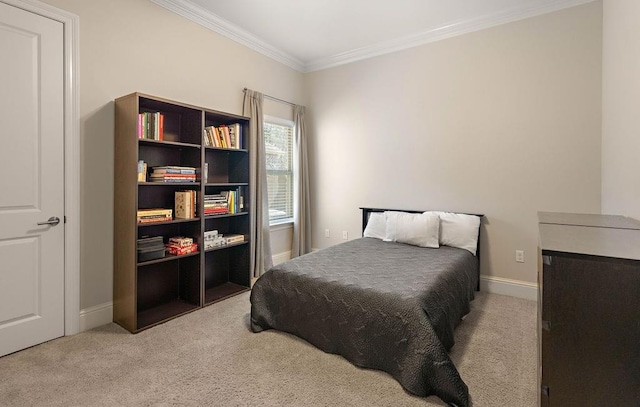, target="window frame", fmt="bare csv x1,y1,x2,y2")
264,115,295,226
